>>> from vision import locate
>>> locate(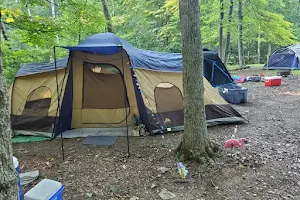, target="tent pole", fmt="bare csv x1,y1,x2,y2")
121,48,130,157
53,46,65,161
